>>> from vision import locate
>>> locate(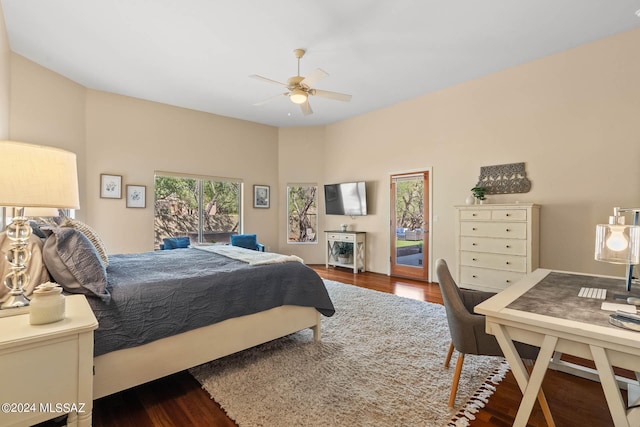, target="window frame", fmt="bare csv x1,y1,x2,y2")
154,171,243,248
286,183,318,245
